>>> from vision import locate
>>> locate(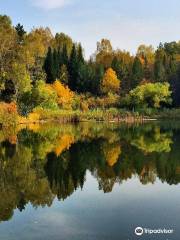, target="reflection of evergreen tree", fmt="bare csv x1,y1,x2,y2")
44,140,105,199
45,151,75,200
17,194,27,212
